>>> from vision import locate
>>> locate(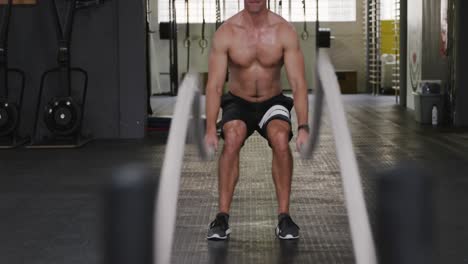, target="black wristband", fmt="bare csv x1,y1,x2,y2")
298,124,310,132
